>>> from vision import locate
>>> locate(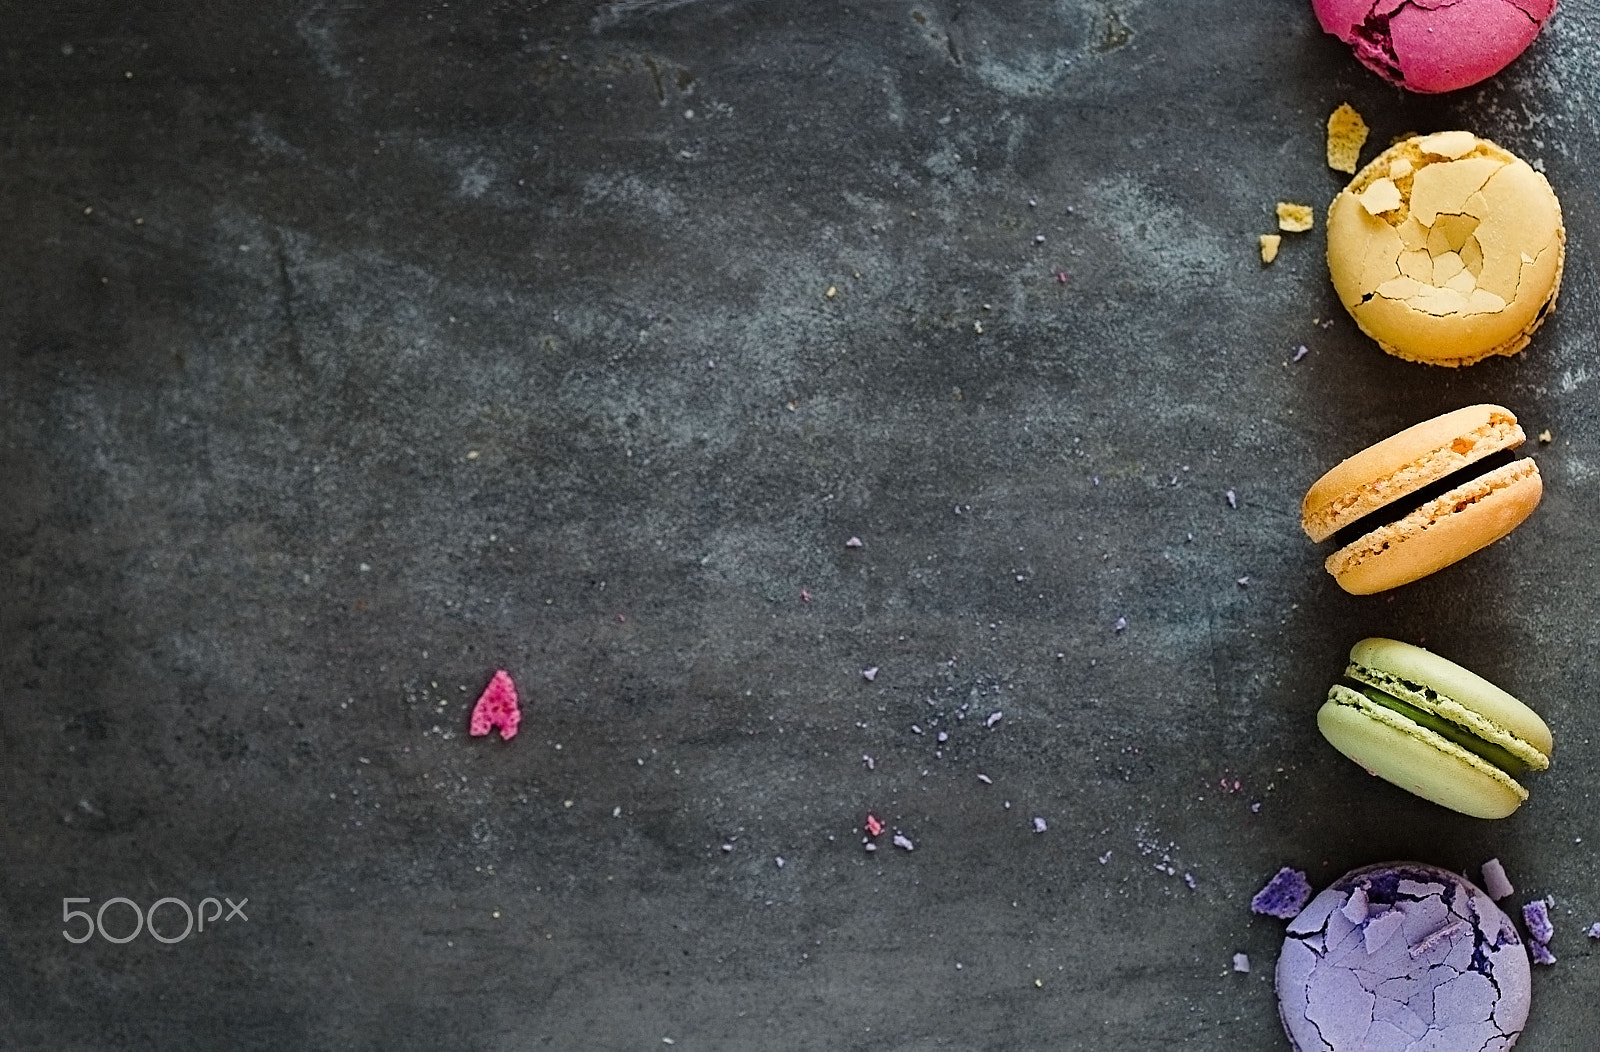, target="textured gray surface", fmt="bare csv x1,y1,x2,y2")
4,1,1599,1048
